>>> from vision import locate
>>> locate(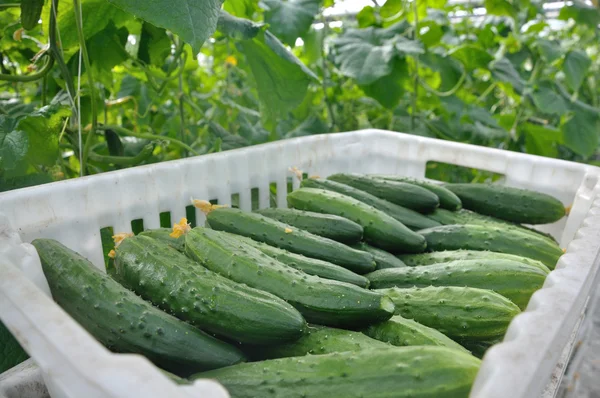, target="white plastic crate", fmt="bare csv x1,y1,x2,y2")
1,130,600,398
